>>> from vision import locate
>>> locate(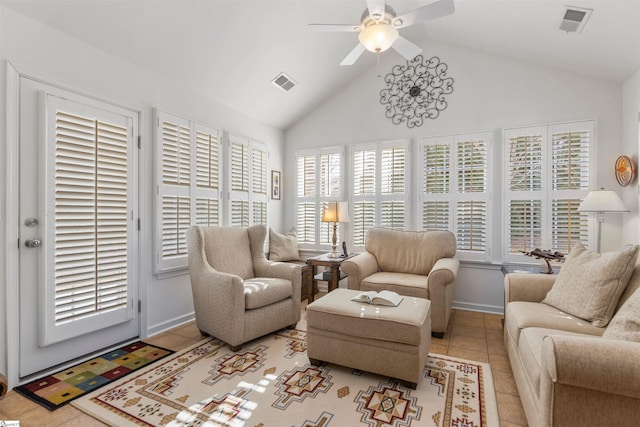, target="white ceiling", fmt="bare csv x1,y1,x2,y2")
3,0,639,130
